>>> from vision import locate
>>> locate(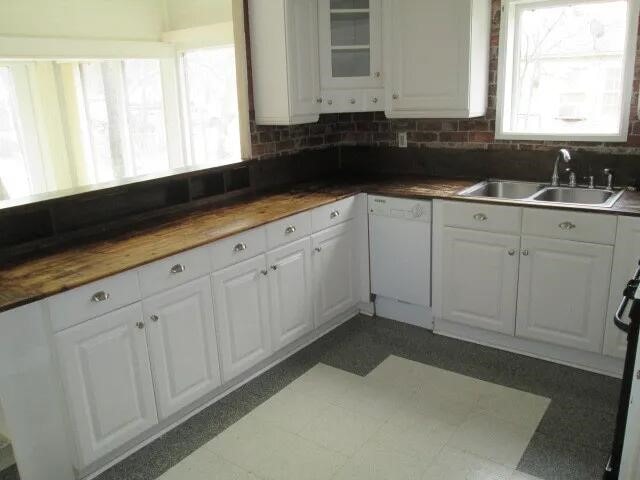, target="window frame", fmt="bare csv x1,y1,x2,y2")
495,0,640,142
